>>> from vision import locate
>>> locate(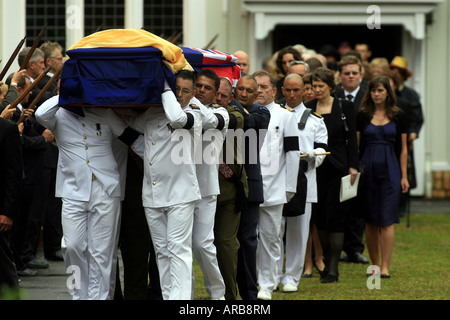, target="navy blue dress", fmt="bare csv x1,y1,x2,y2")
360,122,401,226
